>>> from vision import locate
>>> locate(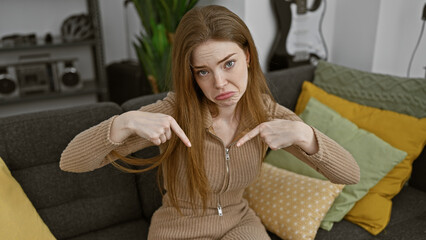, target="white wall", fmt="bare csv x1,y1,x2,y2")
99,0,128,62
329,0,381,72
99,0,142,62
0,0,86,36
244,1,275,71
321,0,337,63
322,0,426,77
372,0,426,78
